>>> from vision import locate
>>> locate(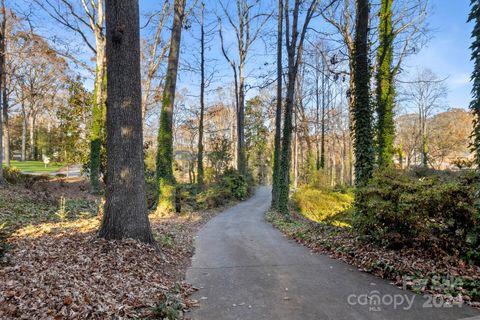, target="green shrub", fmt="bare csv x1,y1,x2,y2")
221,168,249,200
144,170,157,209
2,166,50,186
354,169,478,261
196,168,250,210
196,186,232,210
3,166,23,184
176,183,197,212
